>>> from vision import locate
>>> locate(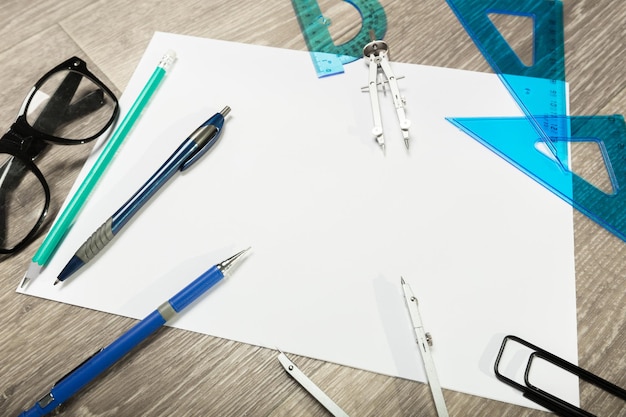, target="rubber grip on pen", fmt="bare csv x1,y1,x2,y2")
76,218,115,263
